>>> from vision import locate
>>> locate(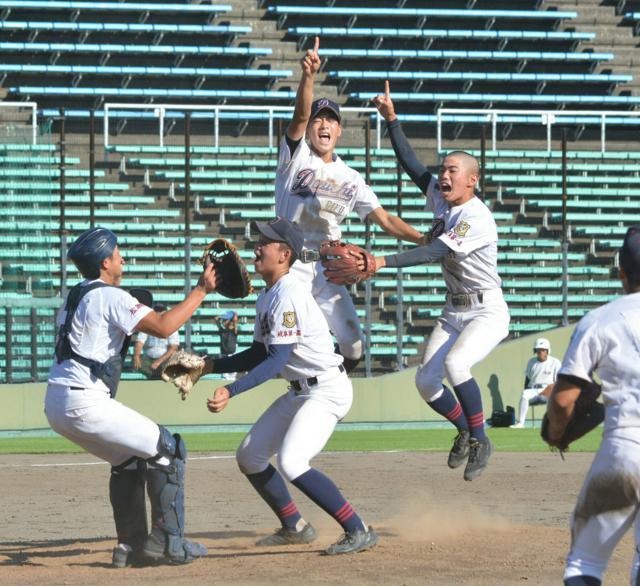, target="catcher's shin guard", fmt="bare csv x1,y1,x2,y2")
145,426,187,560
110,457,148,554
